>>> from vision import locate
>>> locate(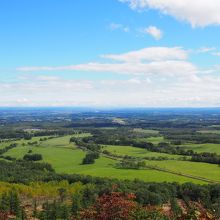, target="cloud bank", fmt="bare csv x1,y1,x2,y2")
1,73,220,107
